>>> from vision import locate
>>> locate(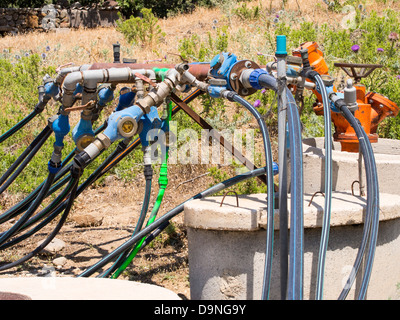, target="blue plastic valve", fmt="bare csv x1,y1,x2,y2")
276,35,287,56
